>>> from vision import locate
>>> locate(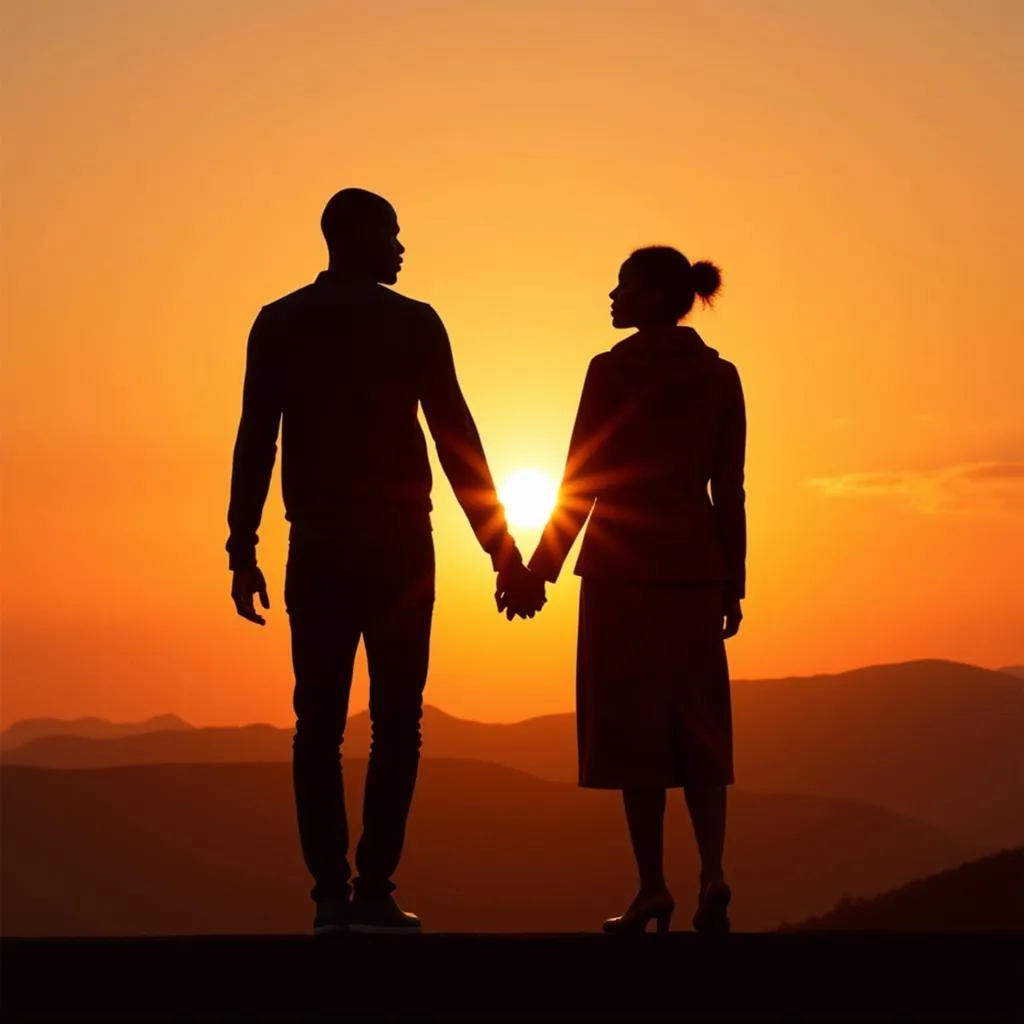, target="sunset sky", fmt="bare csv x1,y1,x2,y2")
2,0,1022,729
